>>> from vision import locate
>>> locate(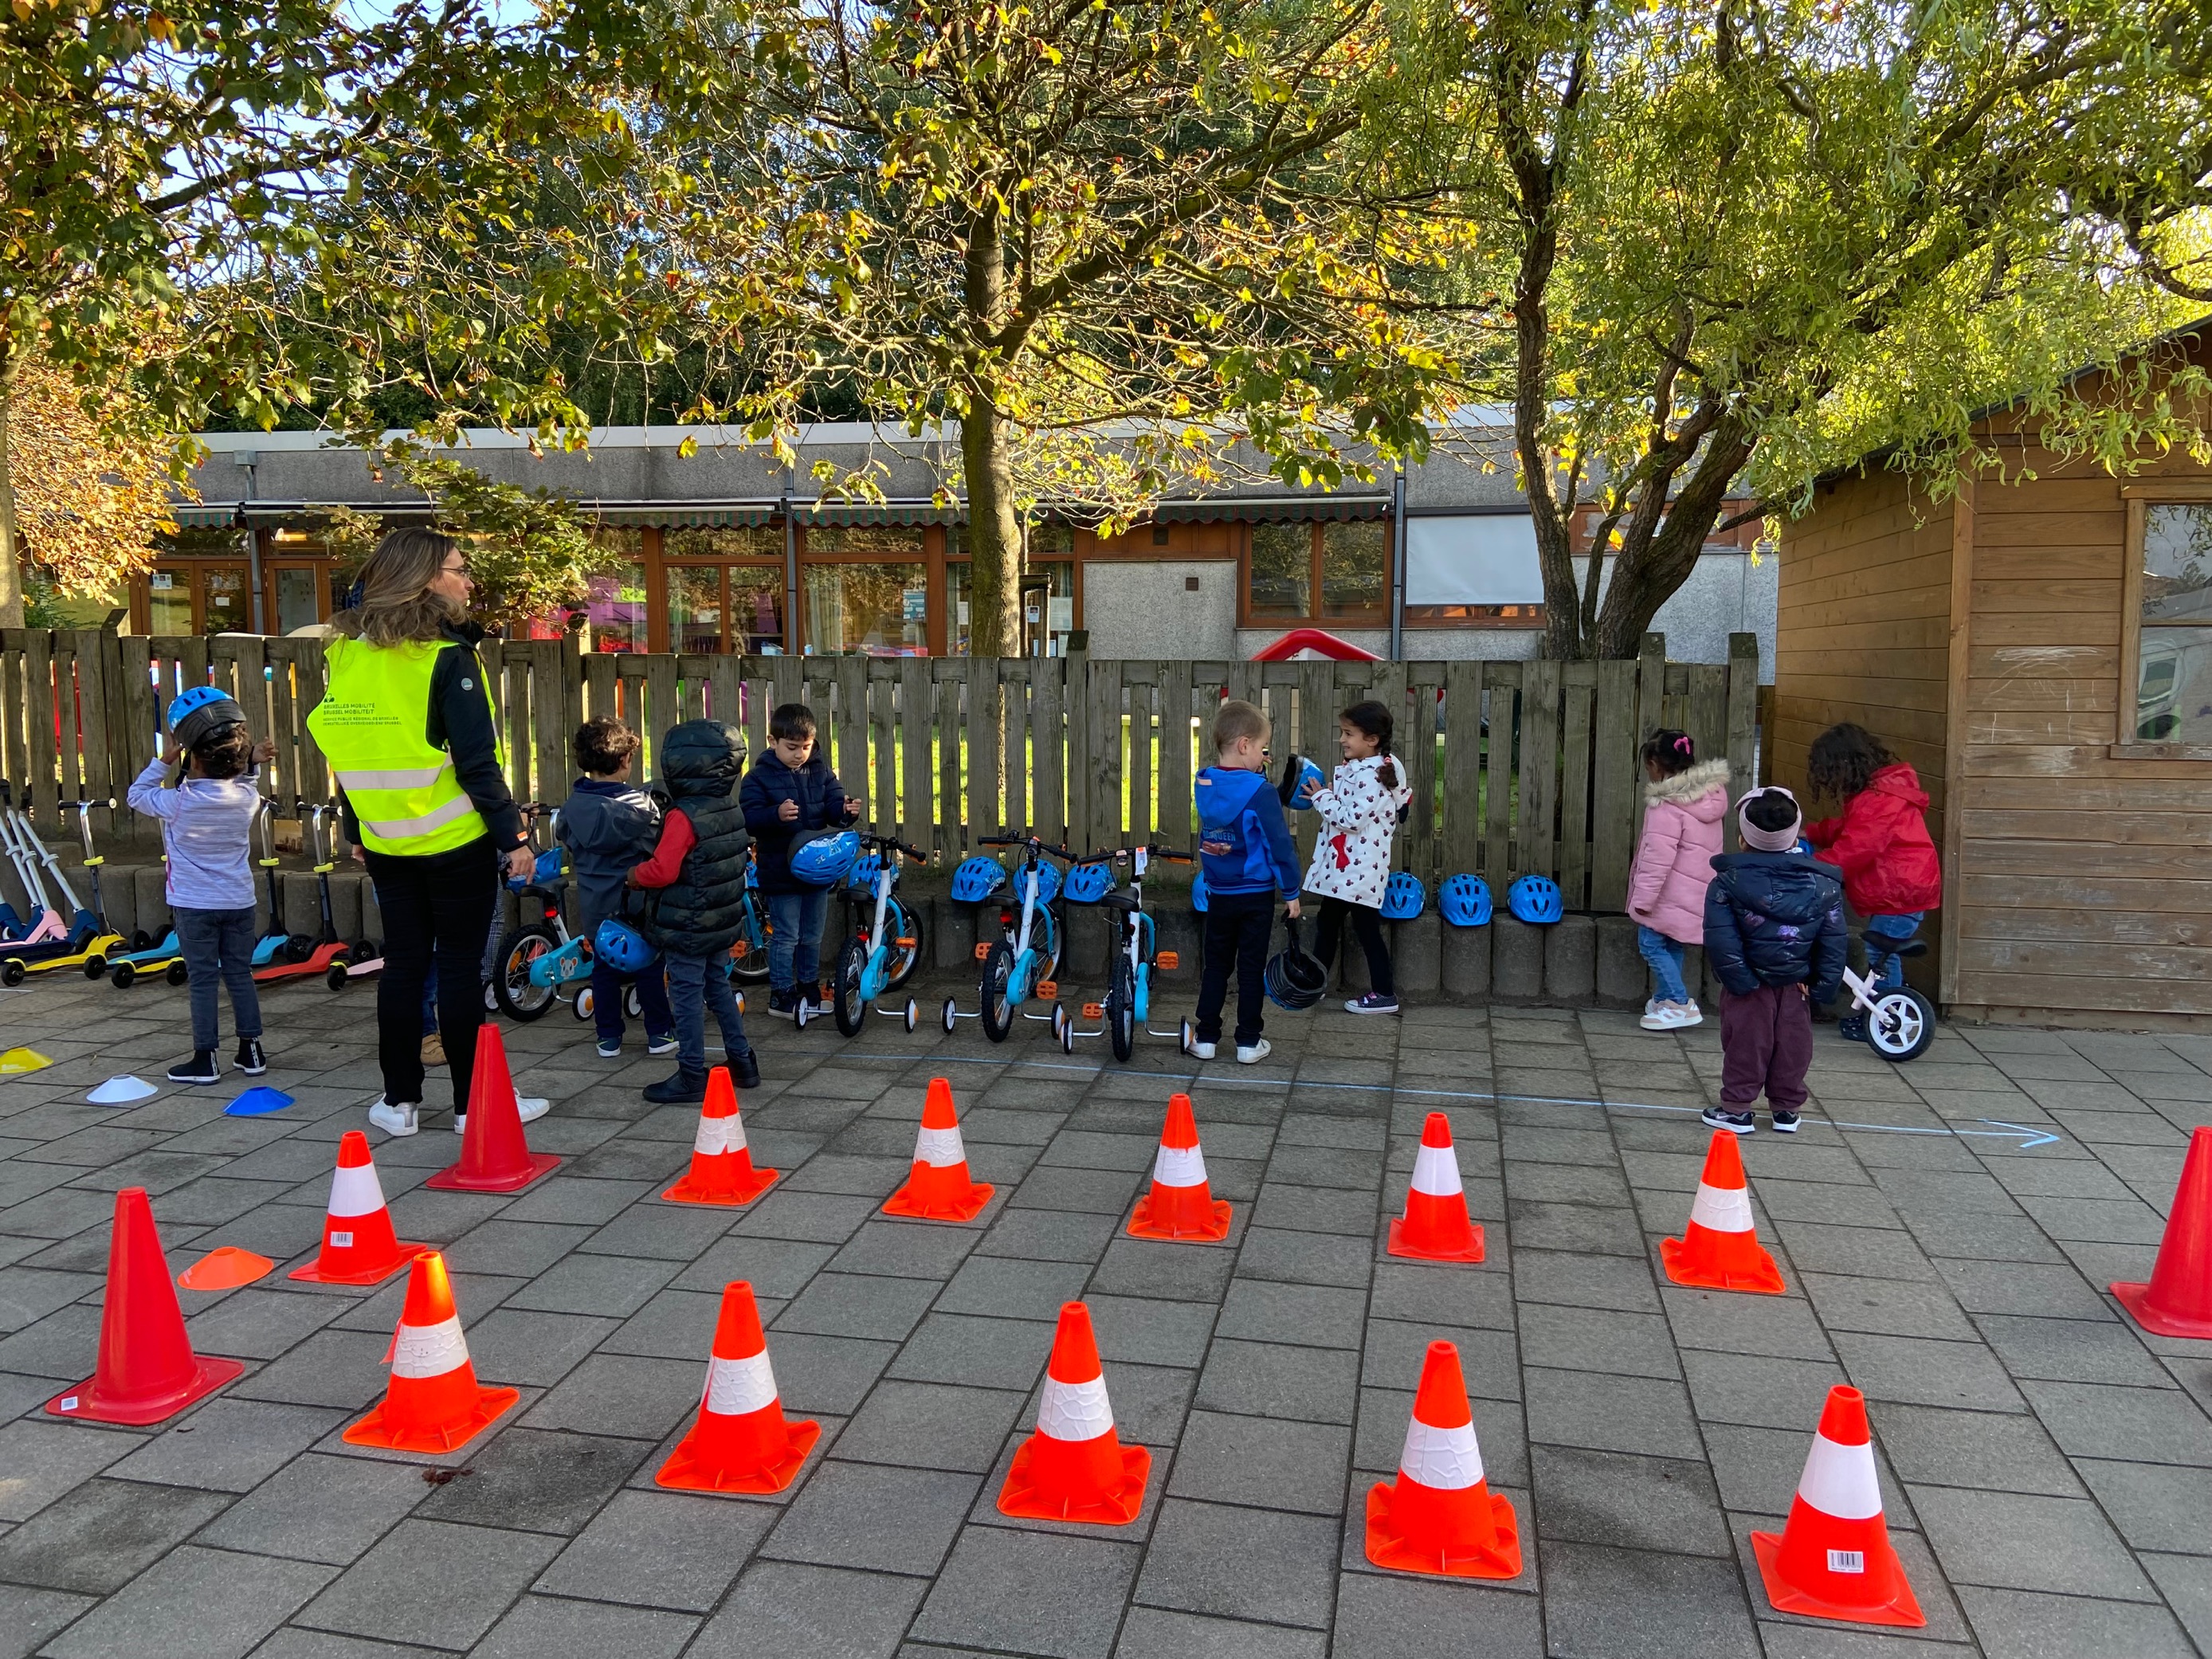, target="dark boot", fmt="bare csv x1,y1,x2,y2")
644,1068,708,1104
731,1046,762,1089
